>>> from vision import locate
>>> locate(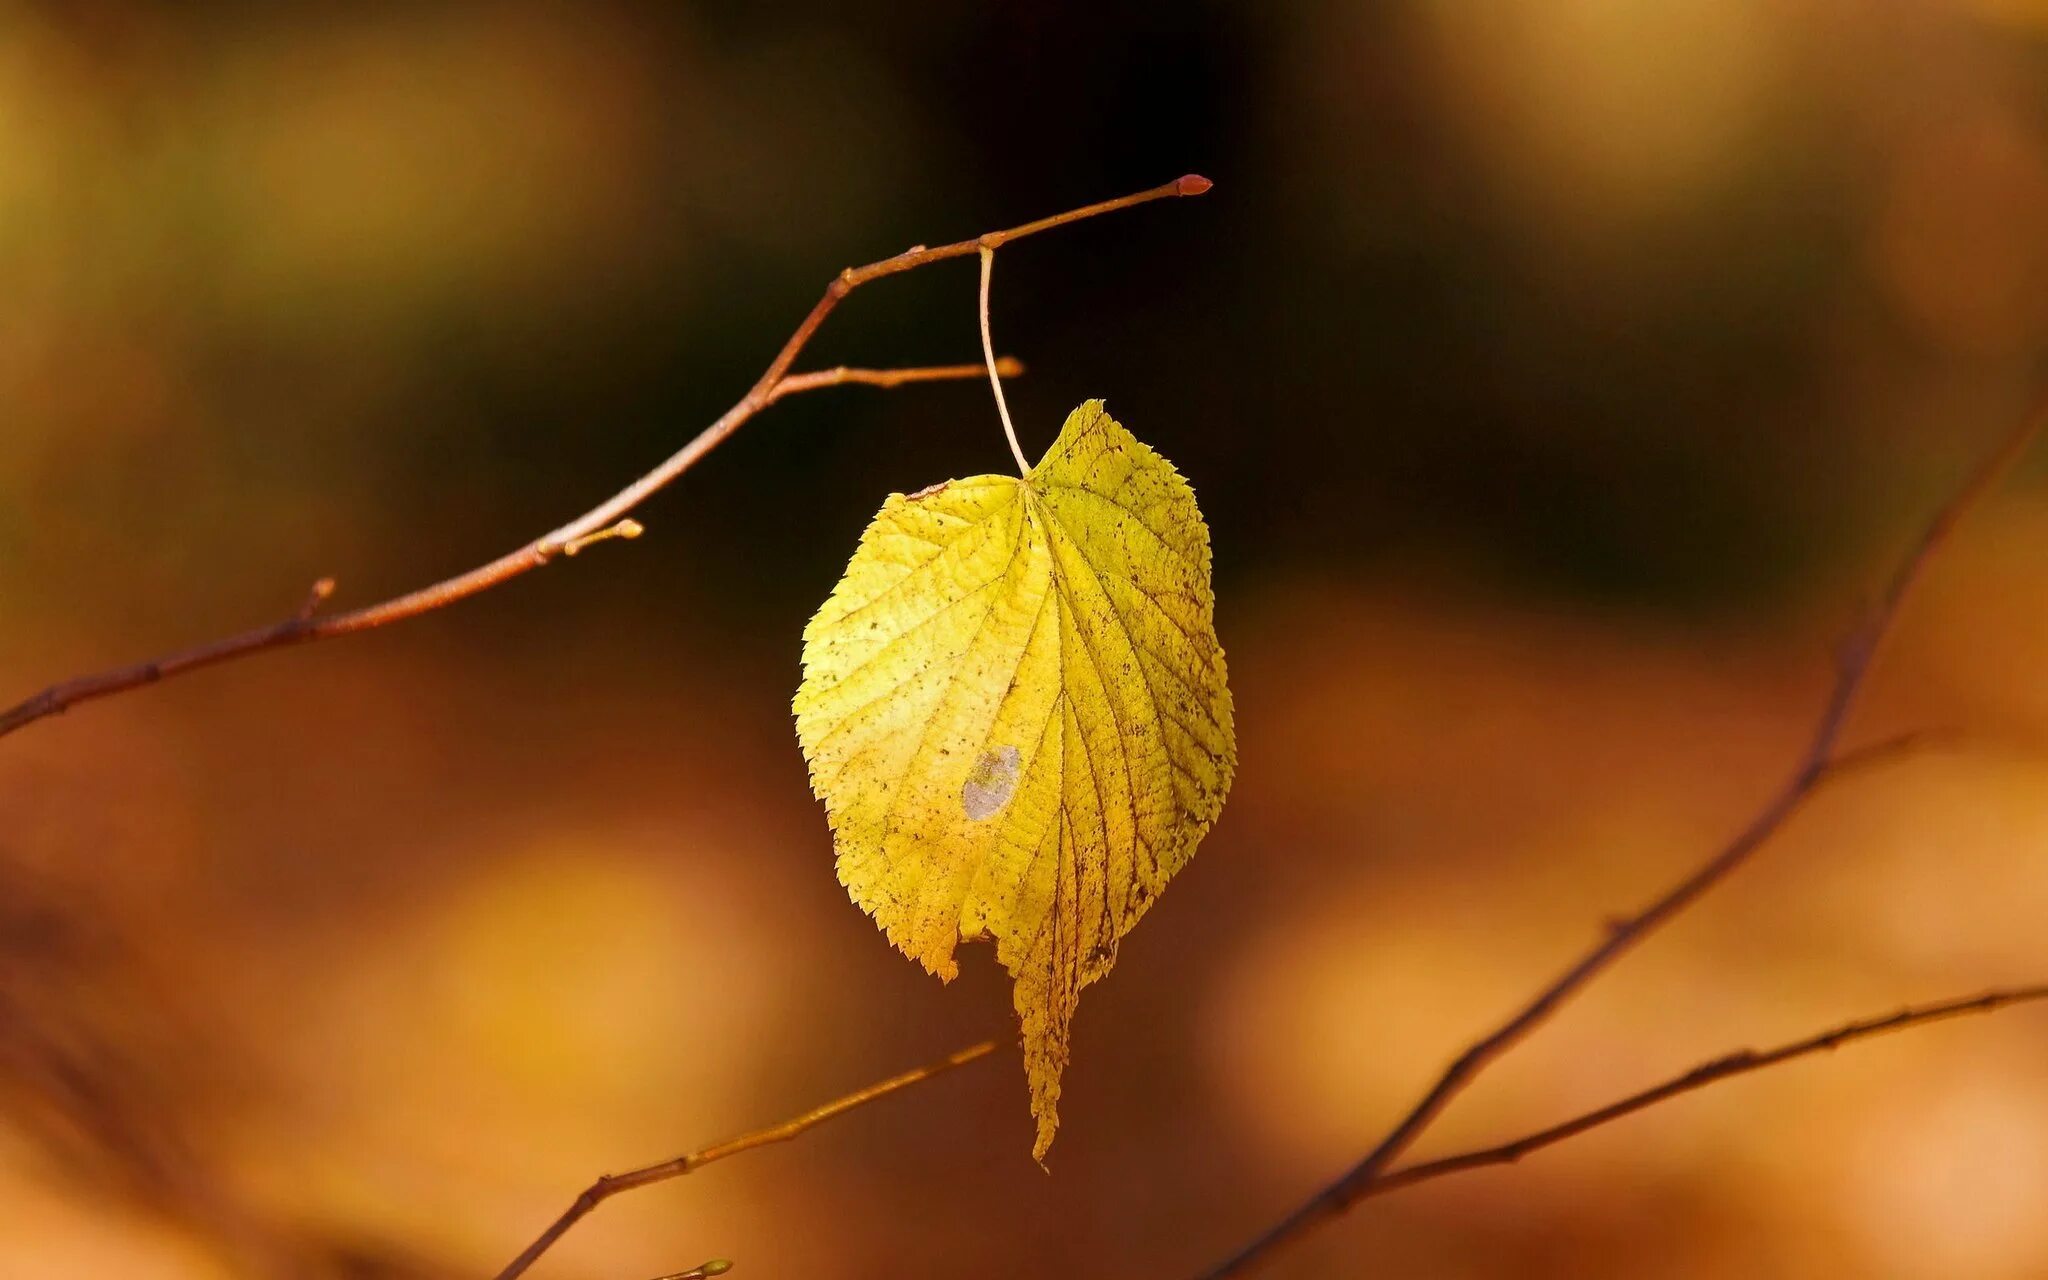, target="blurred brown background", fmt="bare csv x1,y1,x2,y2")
5,1,2048,1276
